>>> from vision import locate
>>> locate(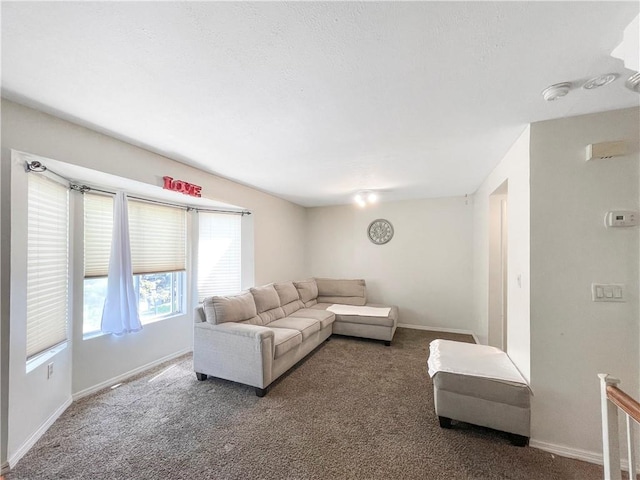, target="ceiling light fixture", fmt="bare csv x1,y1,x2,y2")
625,72,640,93
541,82,572,101
582,73,618,90
354,190,378,207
